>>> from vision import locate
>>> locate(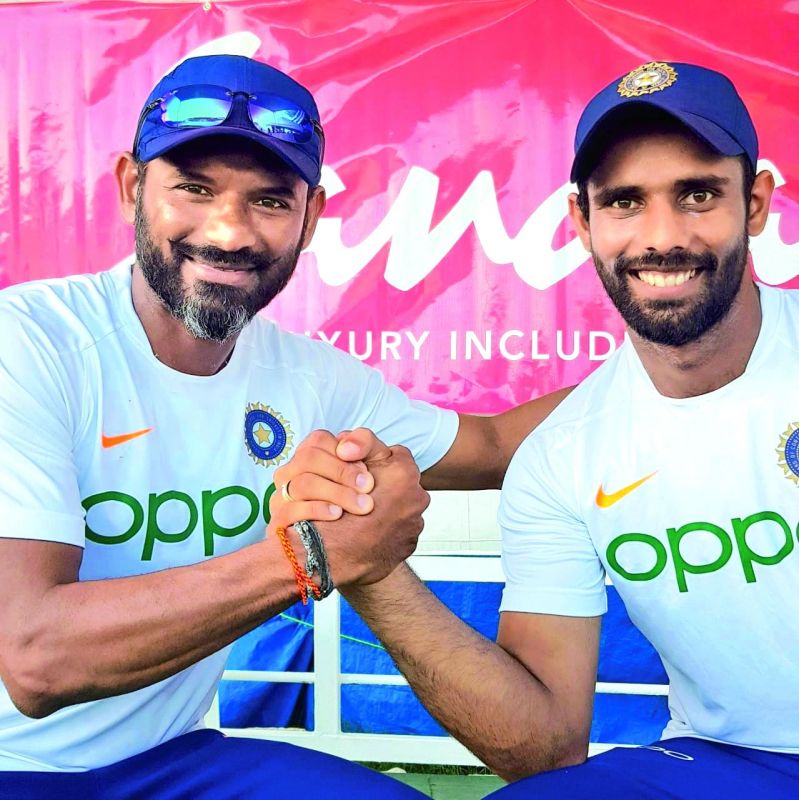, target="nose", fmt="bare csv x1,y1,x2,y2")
640,201,691,255
199,197,259,253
